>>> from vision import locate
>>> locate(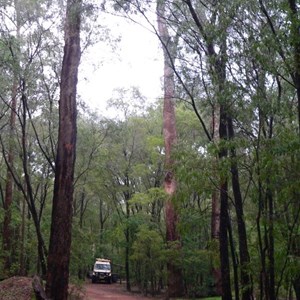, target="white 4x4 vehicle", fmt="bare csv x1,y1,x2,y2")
92,258,112,284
